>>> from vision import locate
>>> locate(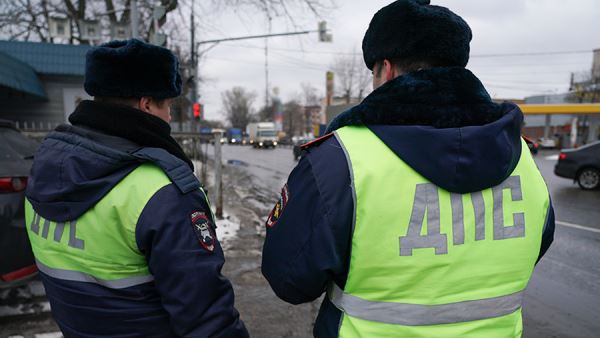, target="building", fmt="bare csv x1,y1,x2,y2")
0,40,91,128
323,95,361,126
